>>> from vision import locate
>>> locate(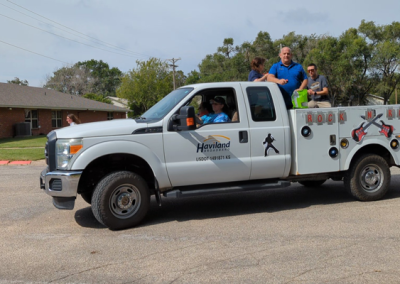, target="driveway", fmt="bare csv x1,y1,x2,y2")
1,164,400,283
